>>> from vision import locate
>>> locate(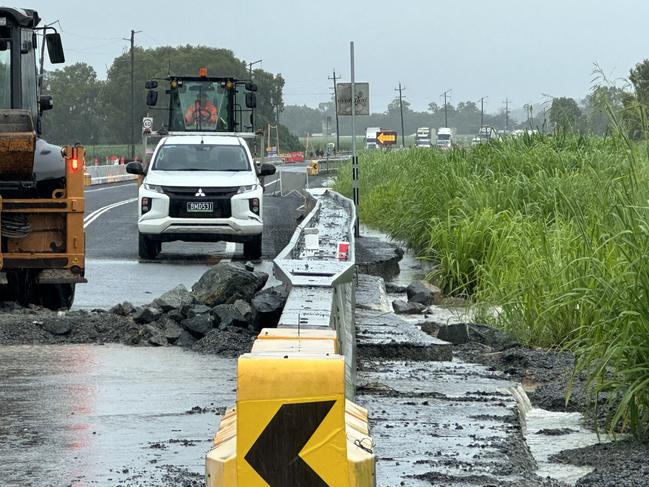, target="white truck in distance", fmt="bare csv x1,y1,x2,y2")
415,127,435,147
365,127,382,149
125,135,276,260
436,127,454,150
